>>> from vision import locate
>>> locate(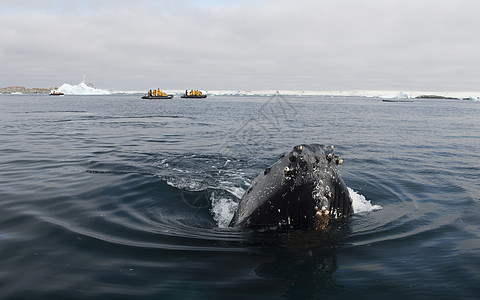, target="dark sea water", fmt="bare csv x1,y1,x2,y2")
0,94,479,299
